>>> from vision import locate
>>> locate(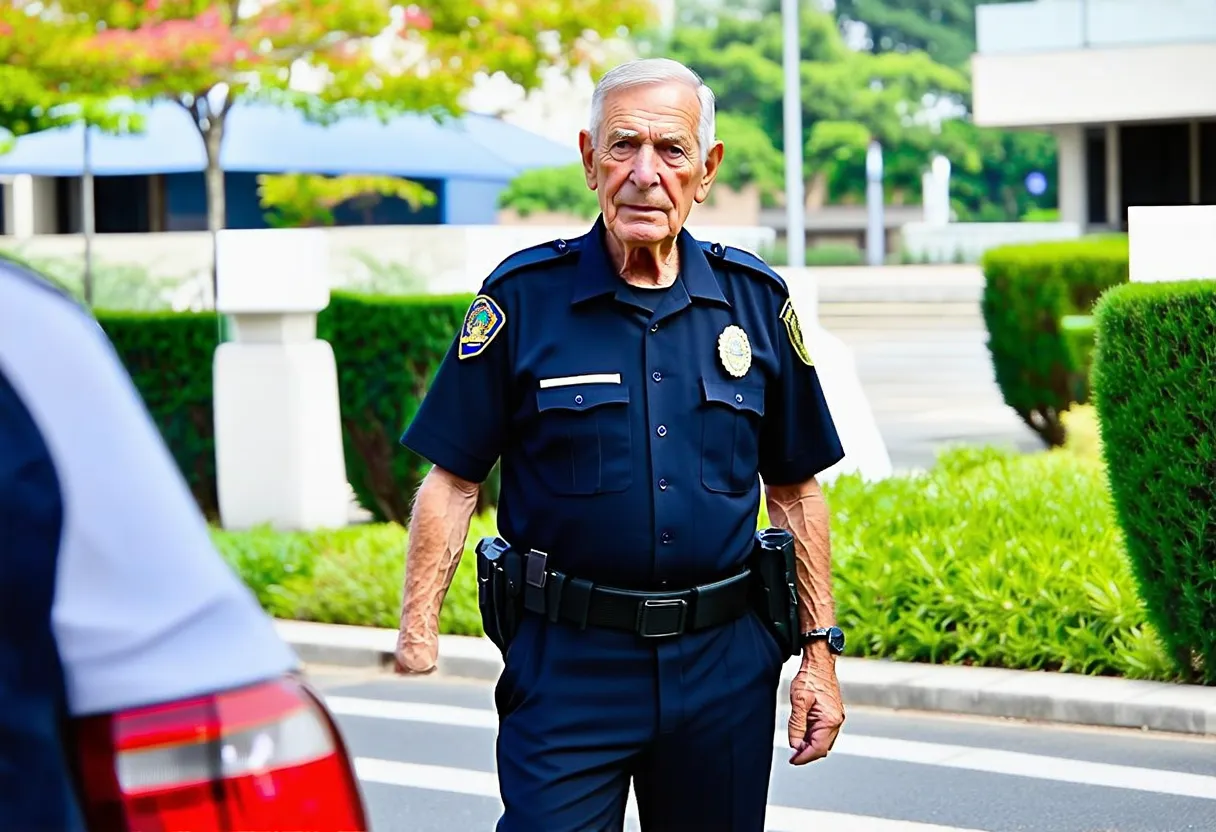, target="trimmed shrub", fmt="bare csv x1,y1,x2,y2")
1091,279,1216,684
95,310,223,521
980,236,1128,446
318,290,499,524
